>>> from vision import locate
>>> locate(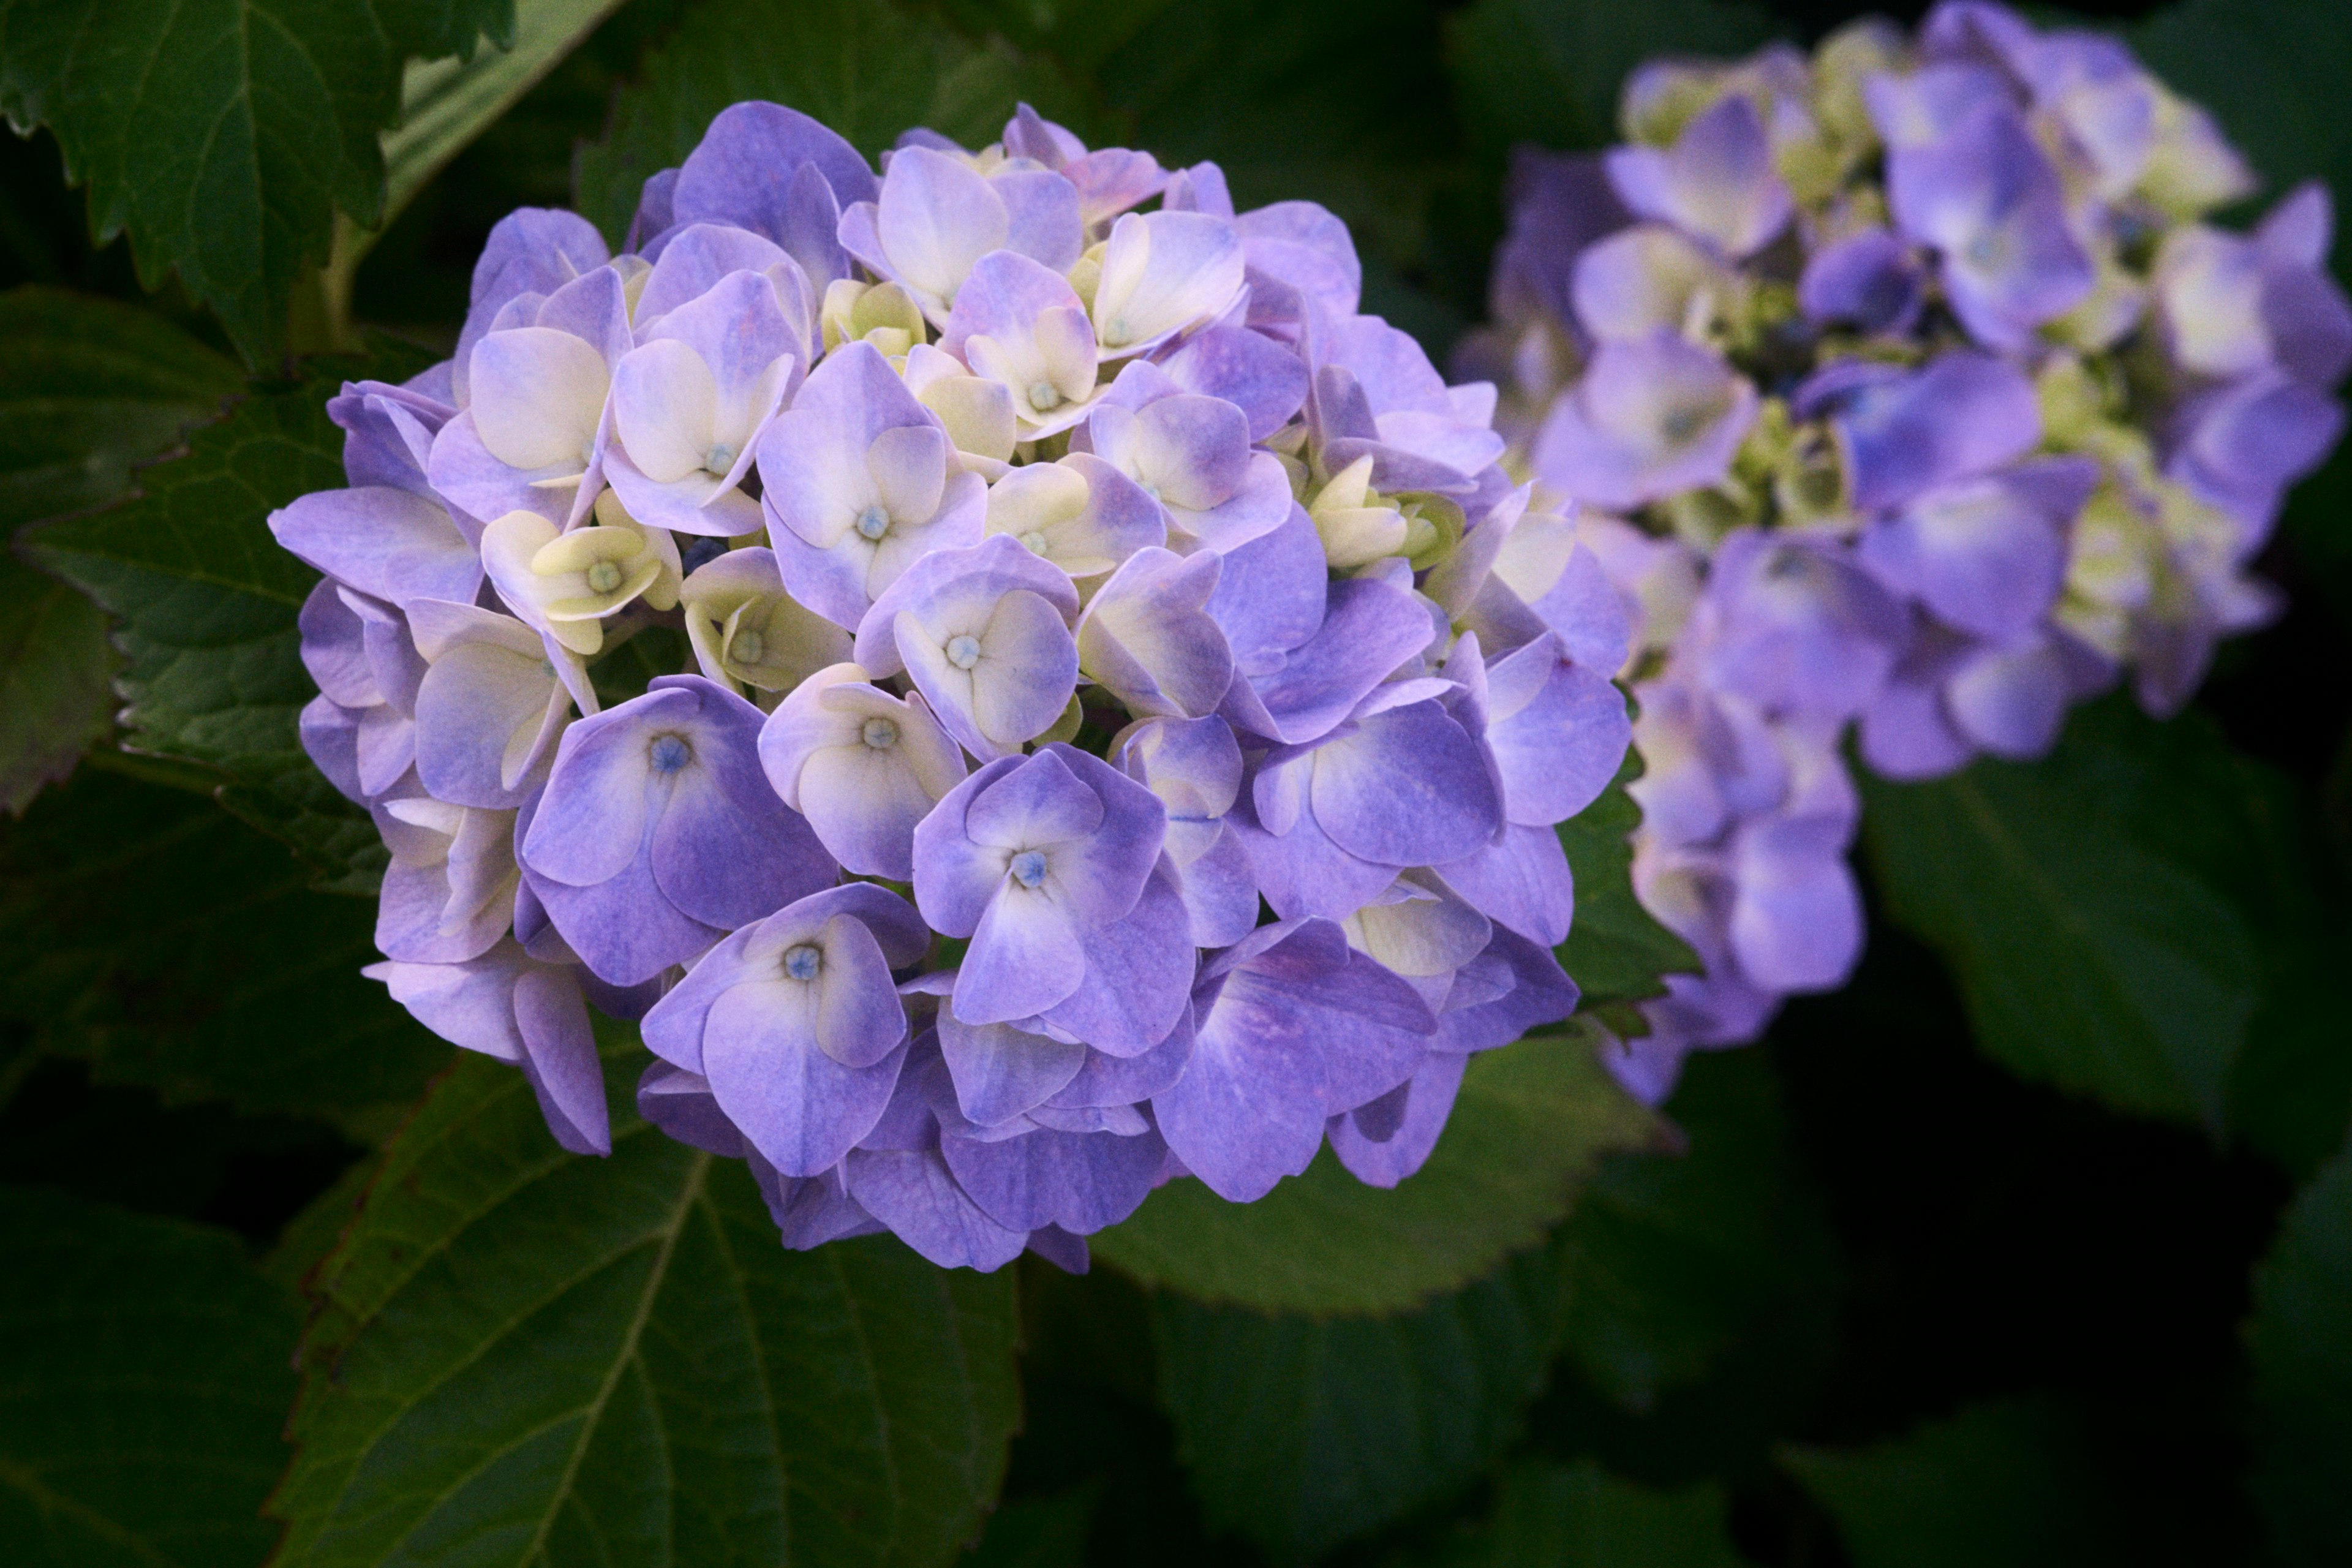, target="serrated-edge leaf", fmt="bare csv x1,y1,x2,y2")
24,338,437,890
0,0,519,362
273,1046,1021,1568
